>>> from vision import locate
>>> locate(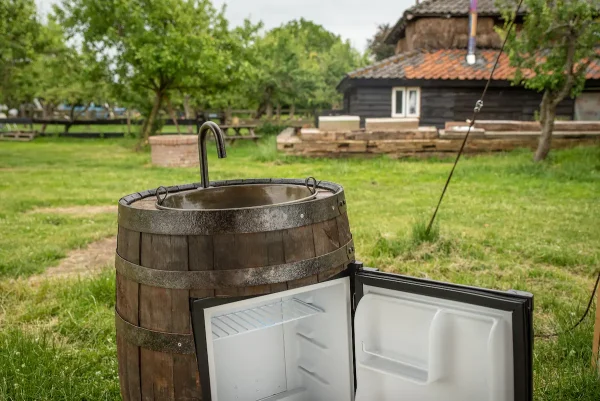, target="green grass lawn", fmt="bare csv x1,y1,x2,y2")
0,137,599,399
